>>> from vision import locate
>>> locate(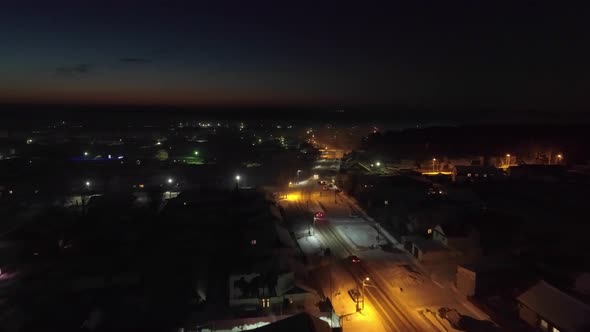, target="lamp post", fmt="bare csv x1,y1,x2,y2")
357,277,376,310
432,158,436,172
505,154,511,166
235,175,241,189
296,170,302,184
556,154,563,164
